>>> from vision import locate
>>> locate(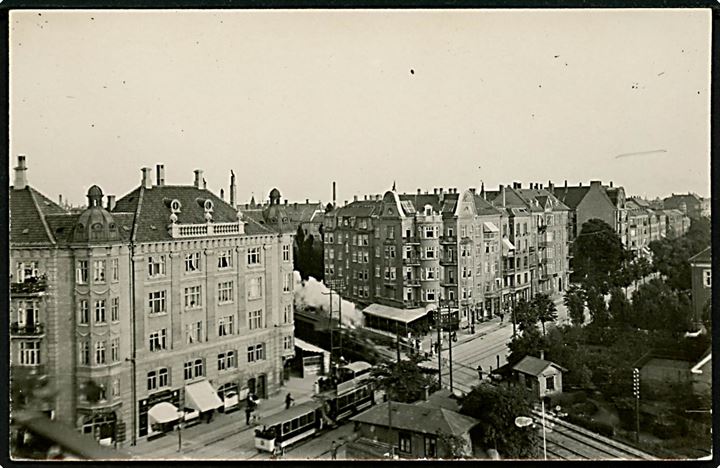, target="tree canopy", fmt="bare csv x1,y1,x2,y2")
532,293,558,336
460,383,537,459
563,284,586,327
649,217,711,291
572,218,629,294
371,354,436,403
